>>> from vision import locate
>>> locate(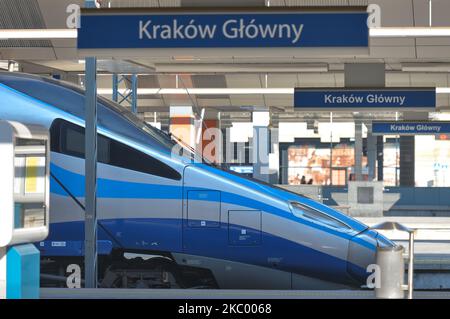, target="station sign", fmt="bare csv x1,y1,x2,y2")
77,8,369,49
372,122,450,135
294,88,436,110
